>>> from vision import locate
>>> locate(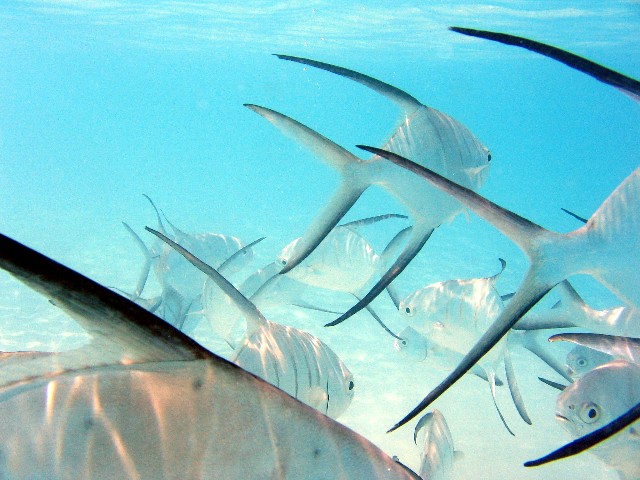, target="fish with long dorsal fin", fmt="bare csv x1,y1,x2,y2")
123,196,261,332
0,232,419,479
550,360,640,479
449,27,640,103
360,145,640,452
146,227,355,419
397,259,531,434
245,55,491,326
